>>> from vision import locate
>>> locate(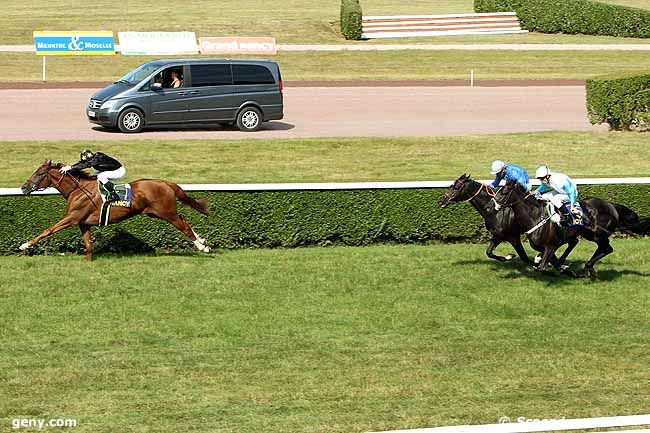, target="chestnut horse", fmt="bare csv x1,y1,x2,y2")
20,161,211,260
